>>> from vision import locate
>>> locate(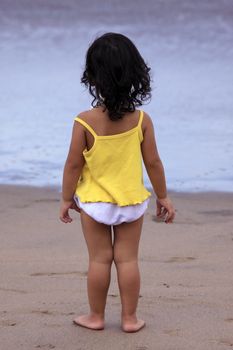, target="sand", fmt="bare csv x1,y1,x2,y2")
0,184,233,350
